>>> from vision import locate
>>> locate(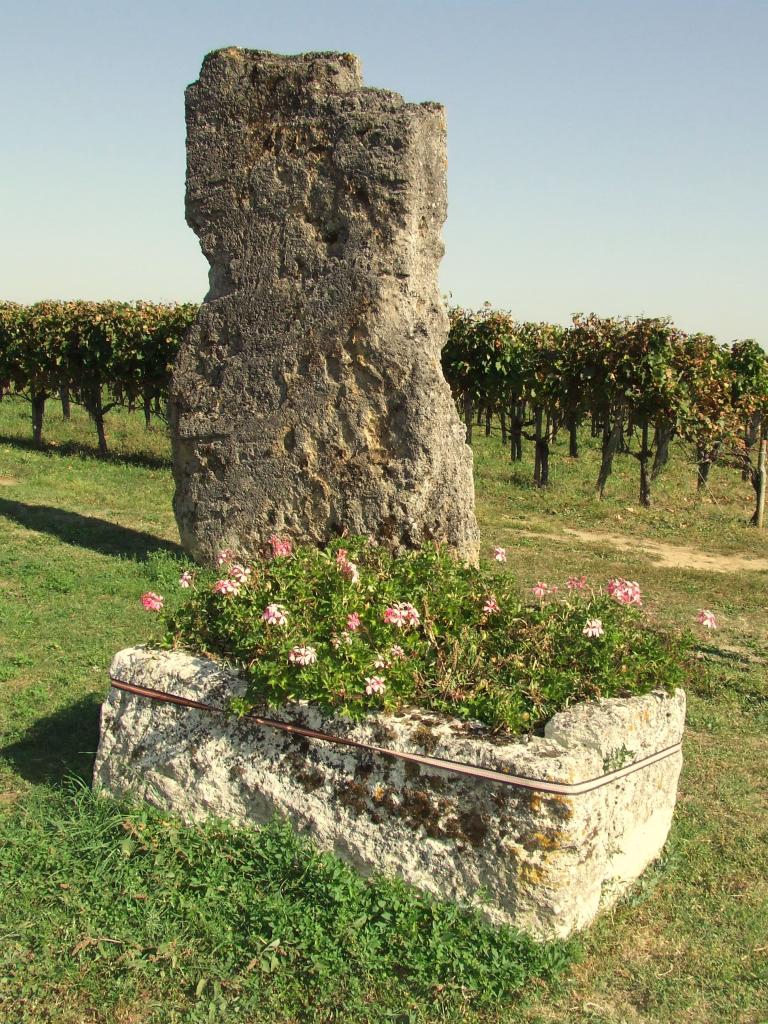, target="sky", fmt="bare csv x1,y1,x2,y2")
1,0,766,344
